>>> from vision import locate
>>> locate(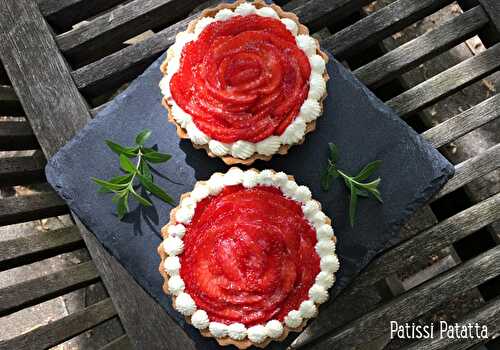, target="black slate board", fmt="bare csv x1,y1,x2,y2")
46,49,454,348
